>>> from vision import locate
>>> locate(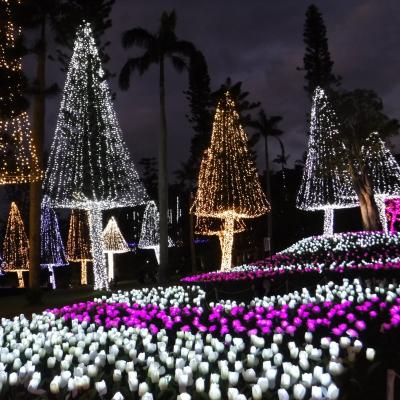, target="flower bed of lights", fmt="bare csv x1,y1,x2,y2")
0,279,400,398
182,231,400,283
